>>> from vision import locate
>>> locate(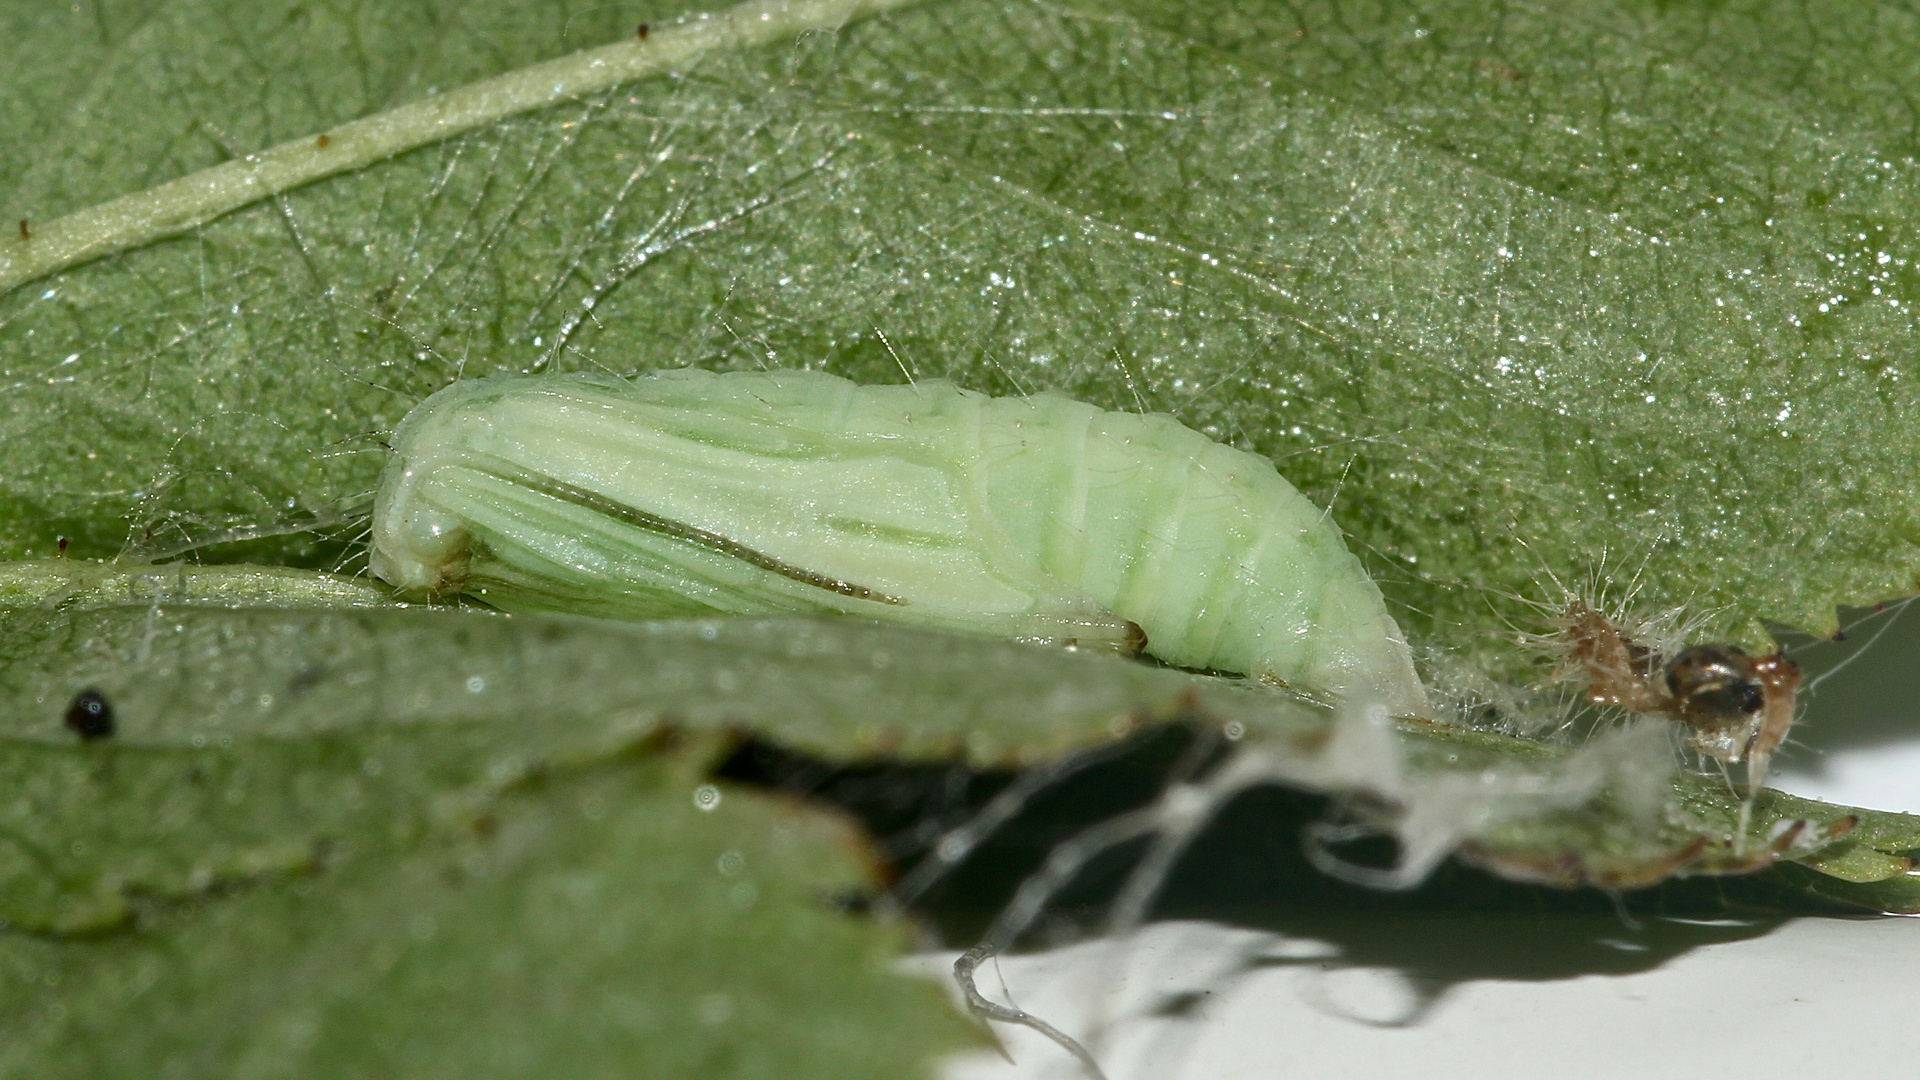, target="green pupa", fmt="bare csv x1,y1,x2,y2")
370,369,1428,716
